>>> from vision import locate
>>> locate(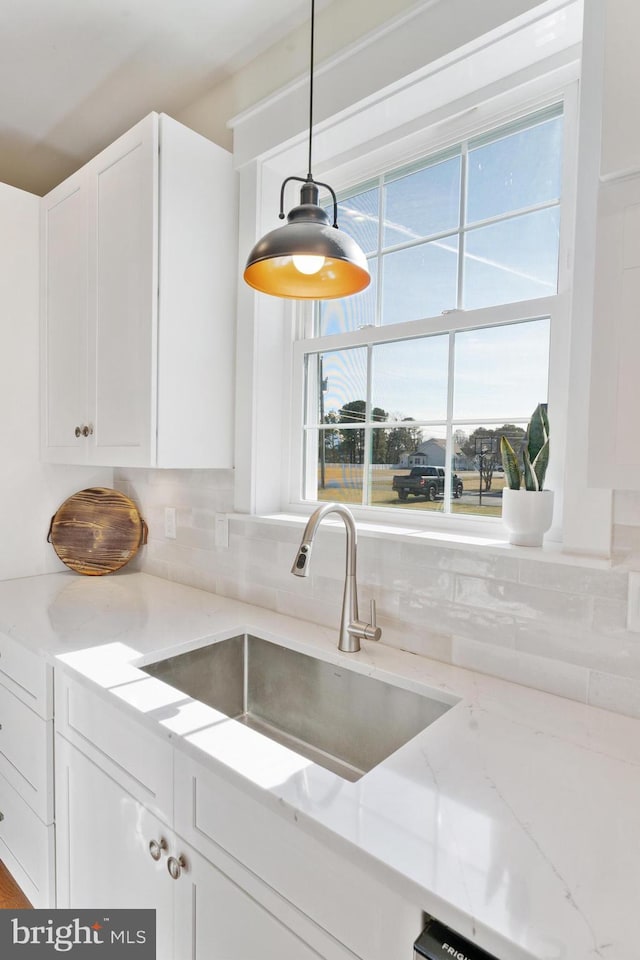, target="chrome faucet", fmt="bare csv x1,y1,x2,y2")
291,502,381,653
